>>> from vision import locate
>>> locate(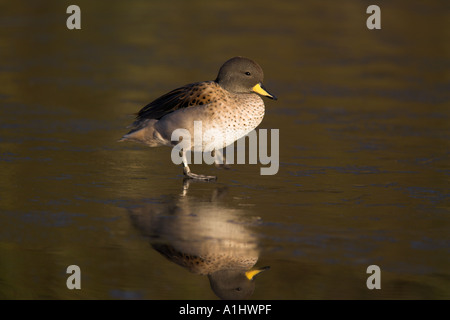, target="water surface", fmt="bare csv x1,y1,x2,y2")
0,0,448,299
